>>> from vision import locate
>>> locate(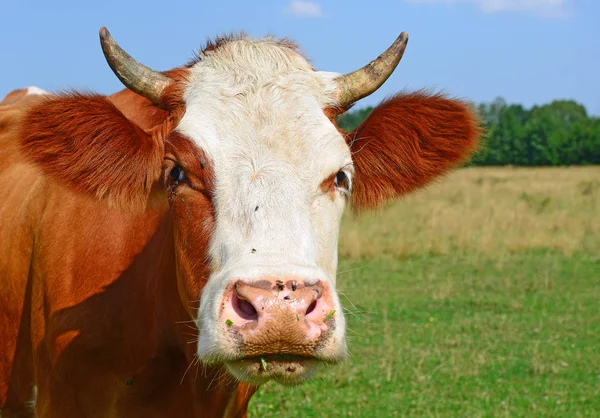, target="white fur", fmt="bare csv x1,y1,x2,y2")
175,37,351,364
25,86,48,96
